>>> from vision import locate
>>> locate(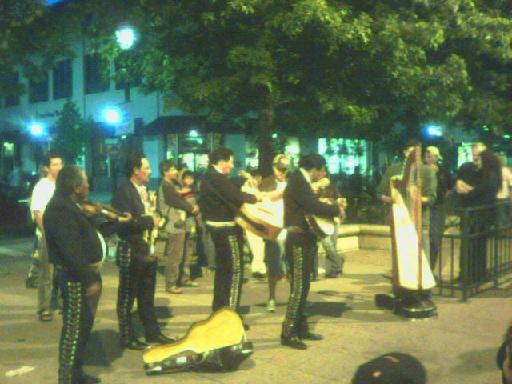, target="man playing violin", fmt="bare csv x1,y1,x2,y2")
281,154,344,350
112,153,175,350
43,166,132,384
